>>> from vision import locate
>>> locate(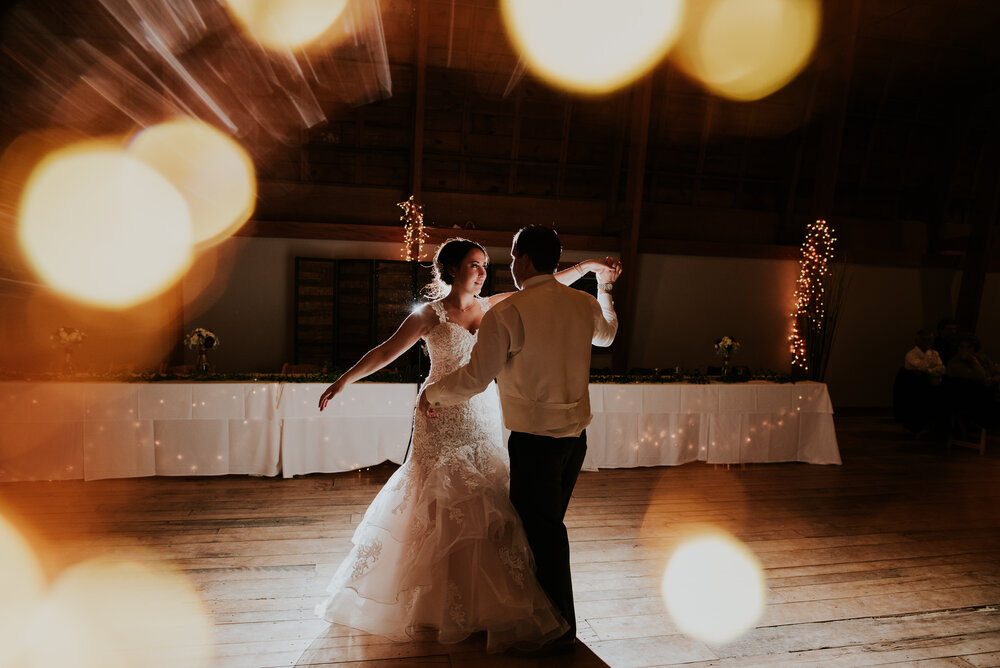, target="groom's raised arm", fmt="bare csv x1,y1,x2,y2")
424,307,515,409
591,290,618,347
